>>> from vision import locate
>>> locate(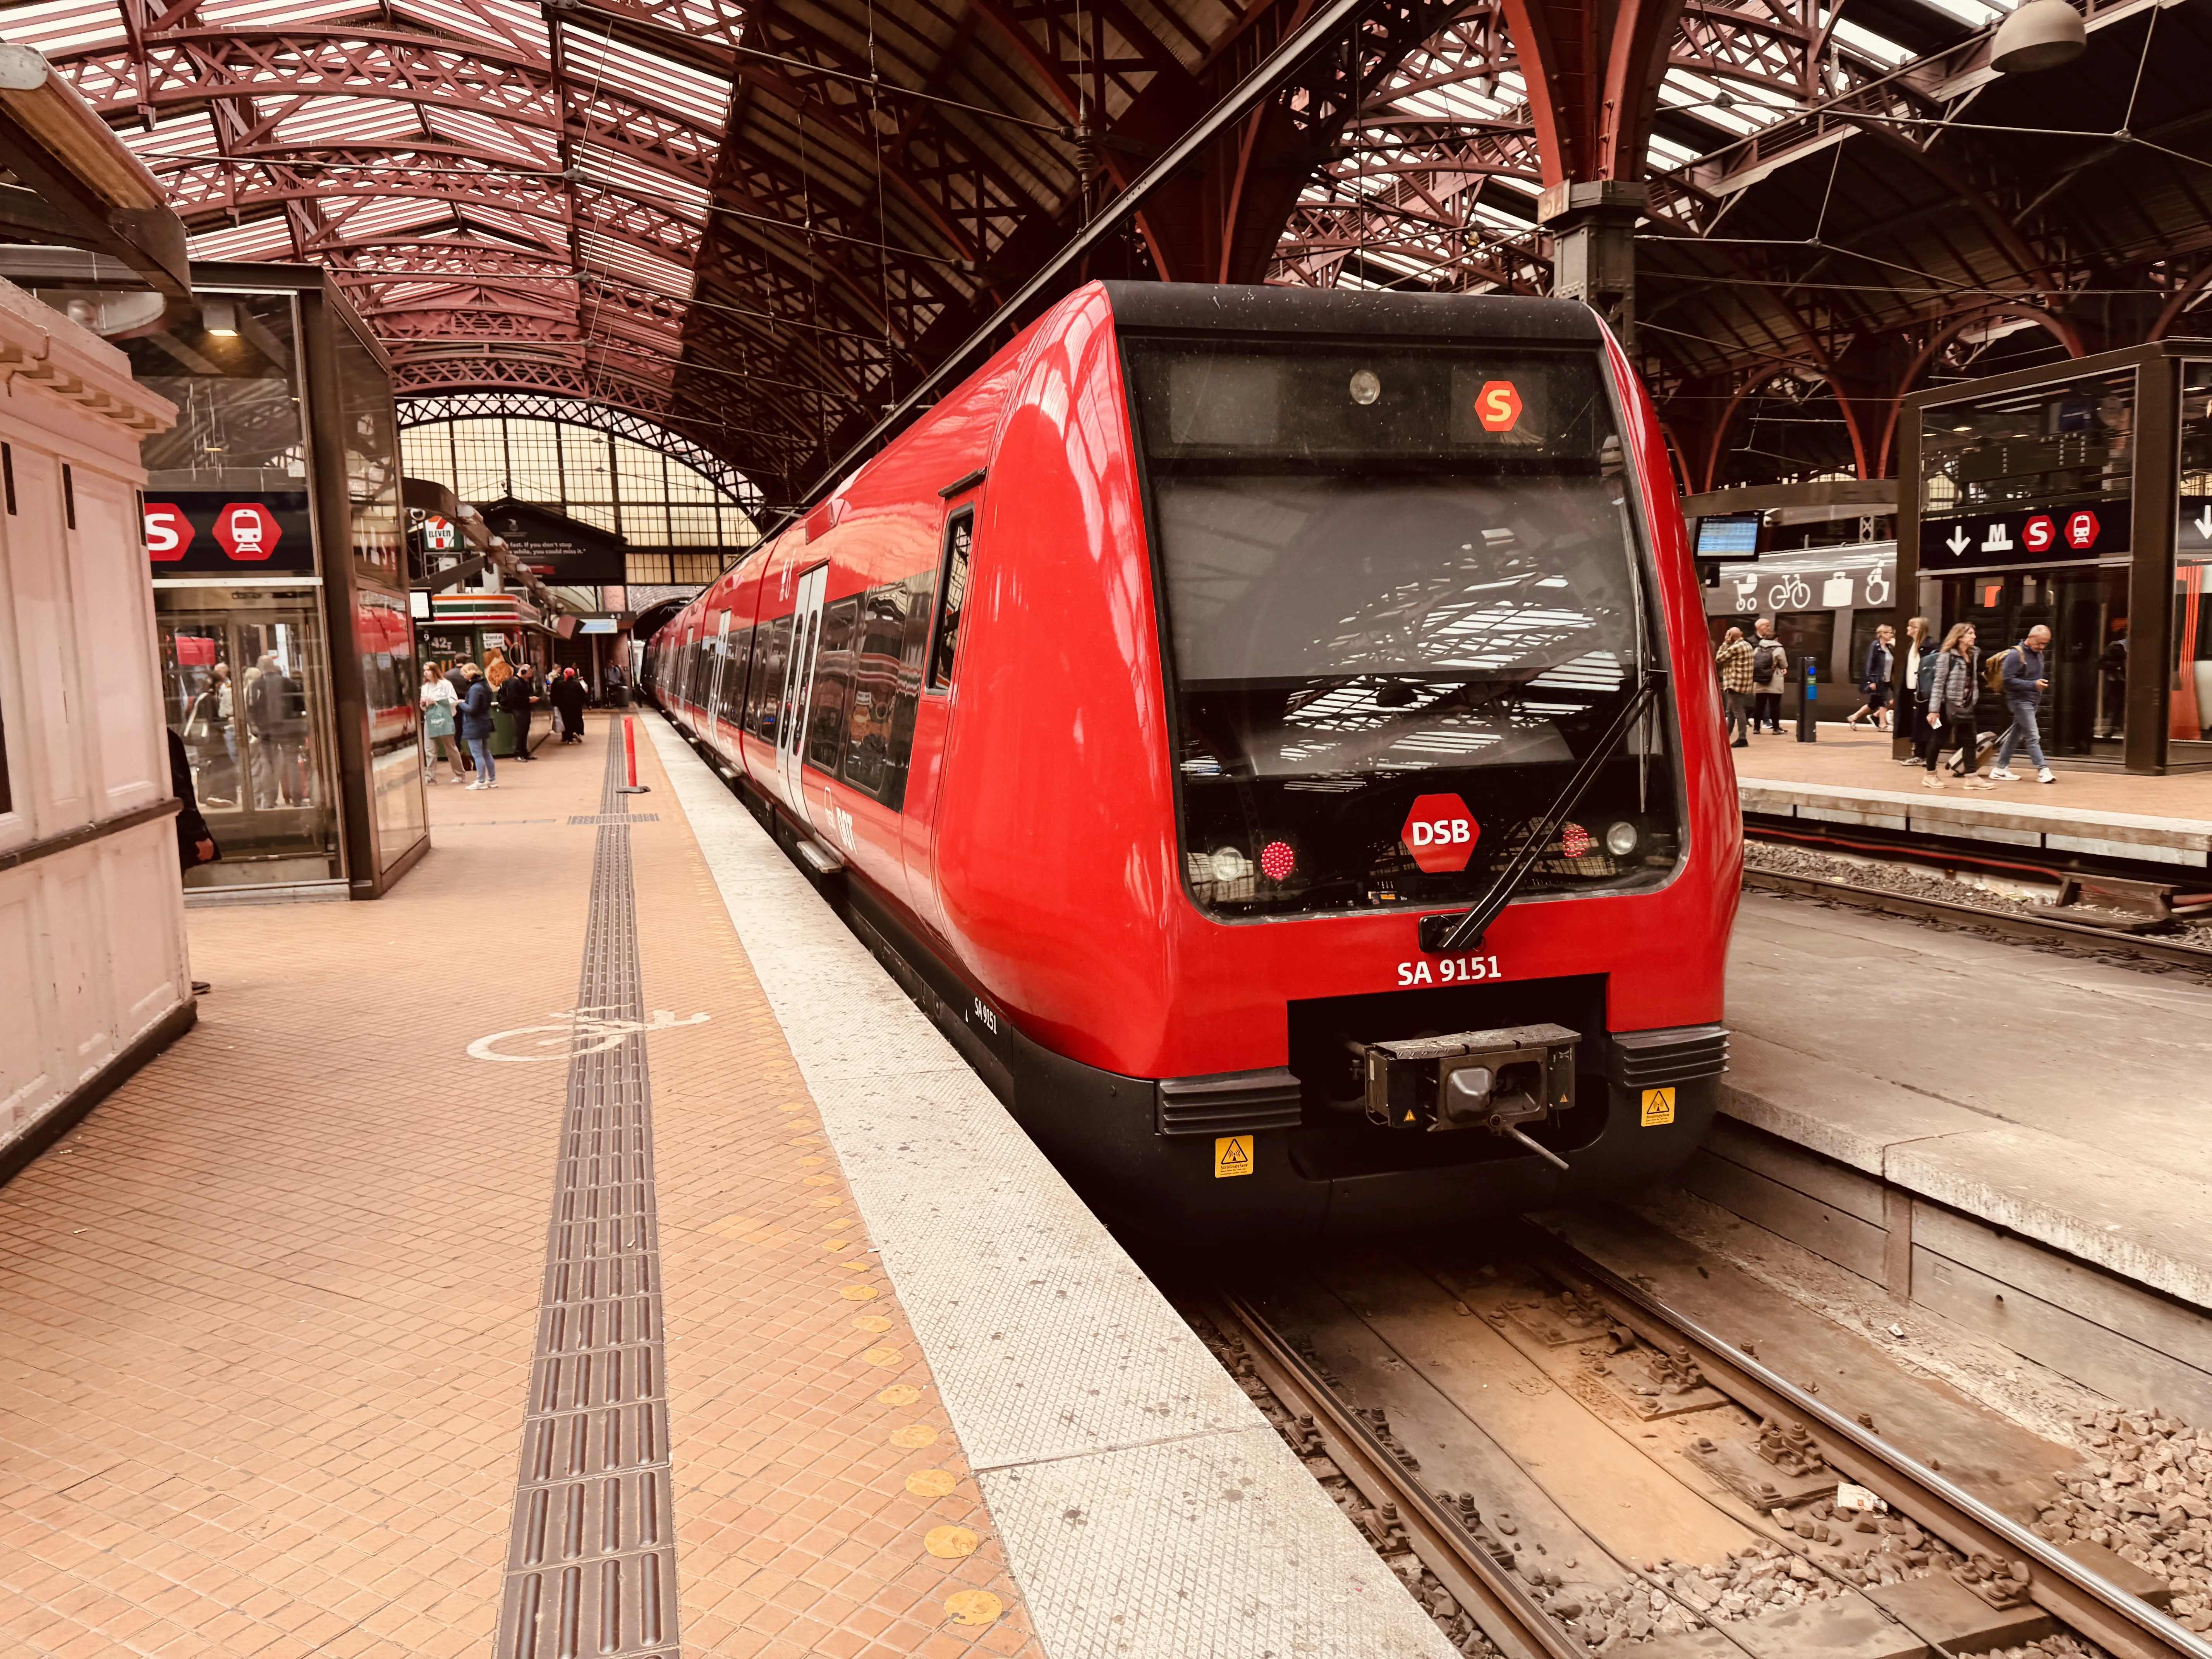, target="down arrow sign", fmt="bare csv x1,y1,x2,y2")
2197,505,2212,541
1946,526,1971,556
